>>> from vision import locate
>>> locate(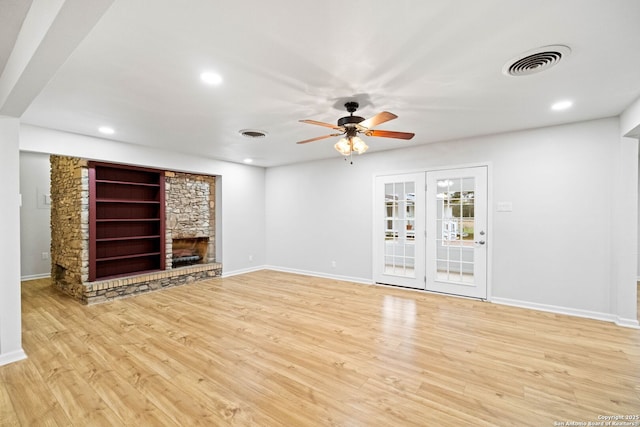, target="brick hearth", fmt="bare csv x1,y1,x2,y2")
81,263,222,304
